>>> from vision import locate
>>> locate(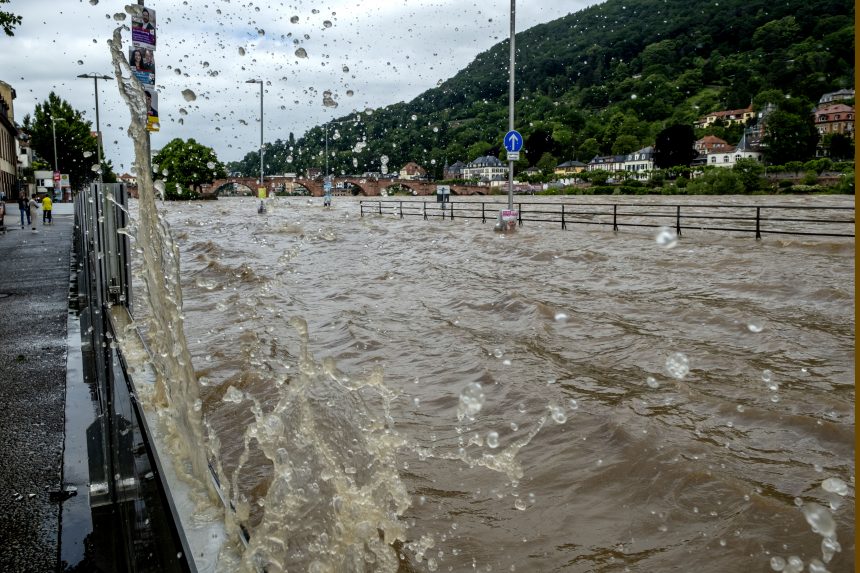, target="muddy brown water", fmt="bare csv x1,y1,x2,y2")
130,194,854,572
